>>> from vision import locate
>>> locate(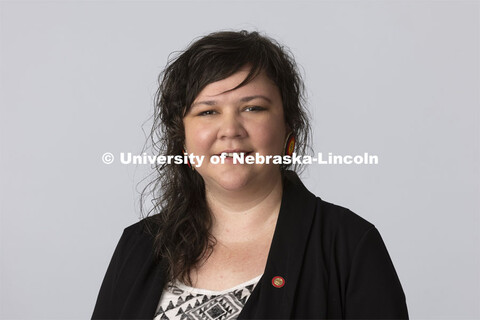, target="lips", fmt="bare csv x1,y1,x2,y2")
216,150,253,157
